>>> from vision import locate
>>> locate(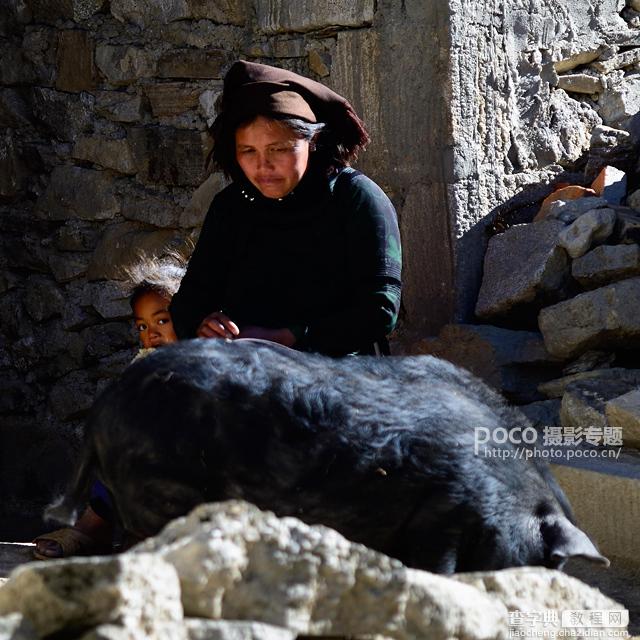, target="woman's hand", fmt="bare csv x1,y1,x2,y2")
197,311,240,340
238,326,296,347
